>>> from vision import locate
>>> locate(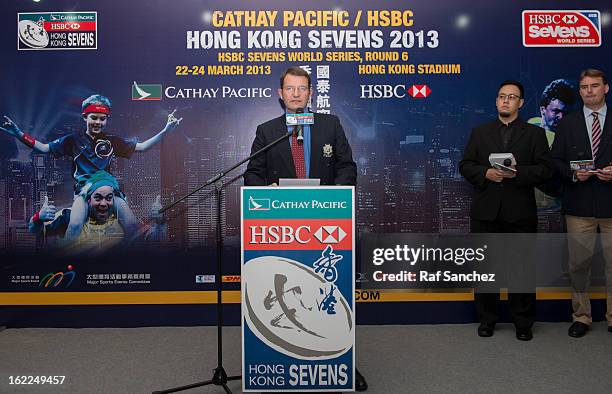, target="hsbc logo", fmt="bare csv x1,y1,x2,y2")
360,84,406,99
249,225,348,245
522,10,601,47
408,85,431,98
360,84,431,99
314,226,347,244
562,15,577,24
